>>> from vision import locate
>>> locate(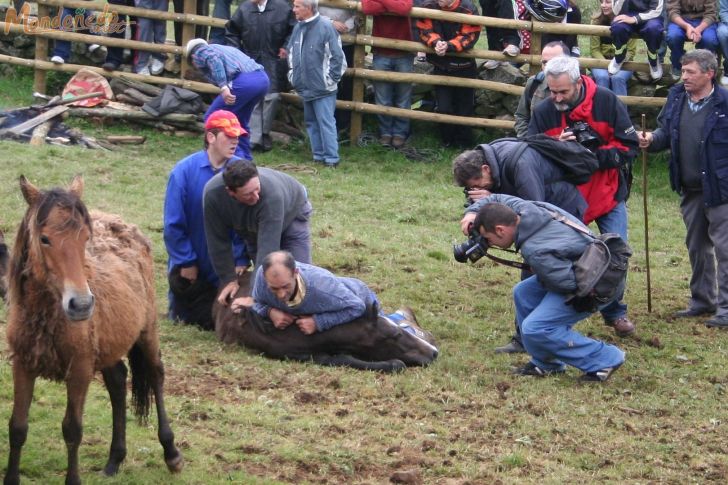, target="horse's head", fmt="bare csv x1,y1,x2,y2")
14,175,95,321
